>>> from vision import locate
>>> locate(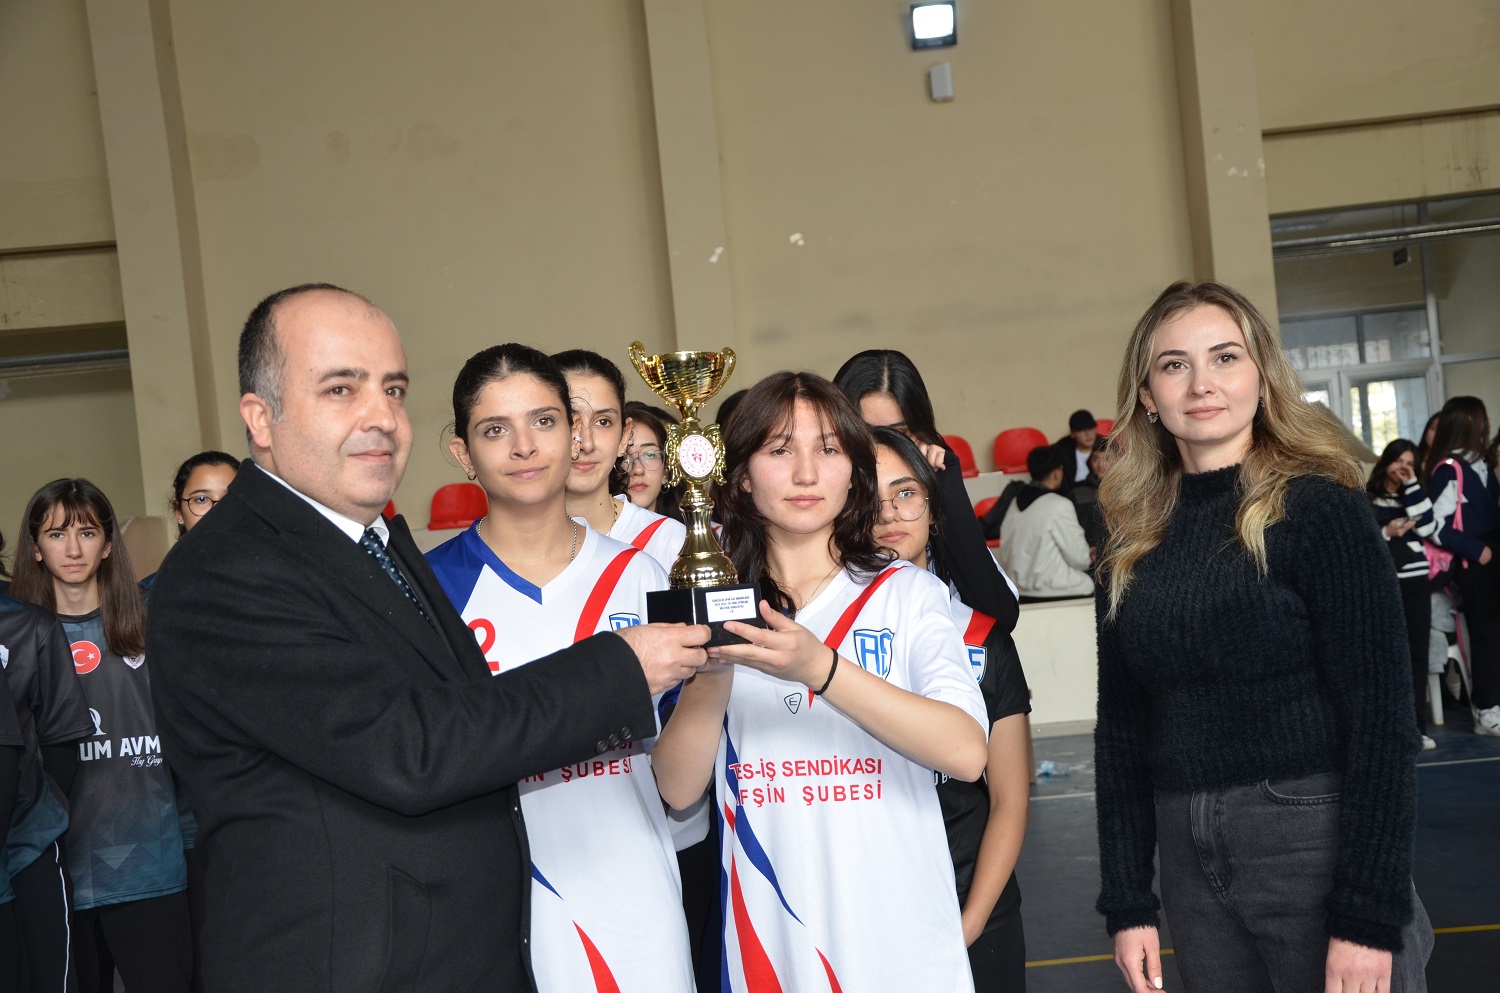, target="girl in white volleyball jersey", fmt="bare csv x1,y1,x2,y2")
553,350,687,574
652,372,989,993
426,344,694,993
